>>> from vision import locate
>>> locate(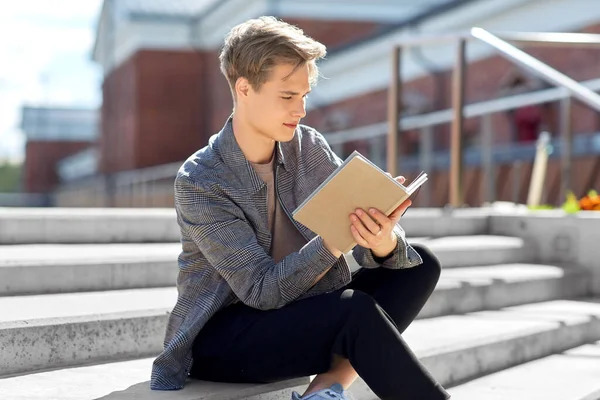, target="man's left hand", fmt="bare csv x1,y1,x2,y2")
348,176,411,258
